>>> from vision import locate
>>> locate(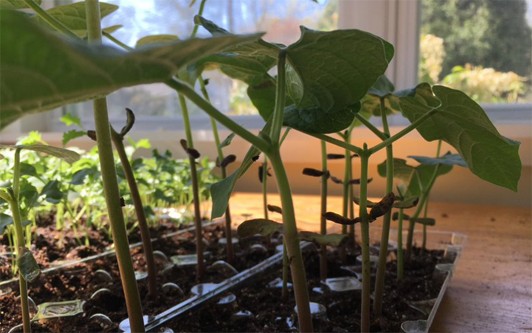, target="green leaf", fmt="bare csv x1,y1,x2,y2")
282,27,394,133
19,162,37,177
17,249,40,282
237,218,282,238
0,213,13,234
409,152,467,168
34,2,118,38
41,180,63,204
19,180,38,208
0,10,263,129
0,0,41,9
368,75,395,97
299,231,348,246
0,144,81,164
400,85,521,191
210,172,239,219
210,139,263,219
62,129,86,146
219,132,236,149
70,167,97,185
136,34,179,48
60,113,82,127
